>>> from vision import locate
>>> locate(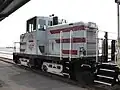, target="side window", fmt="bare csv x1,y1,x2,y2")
27,17,37,32
48,21,53,26
28,24,33,32
38,24,40,30
38,19,46,30
31,24,34,31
